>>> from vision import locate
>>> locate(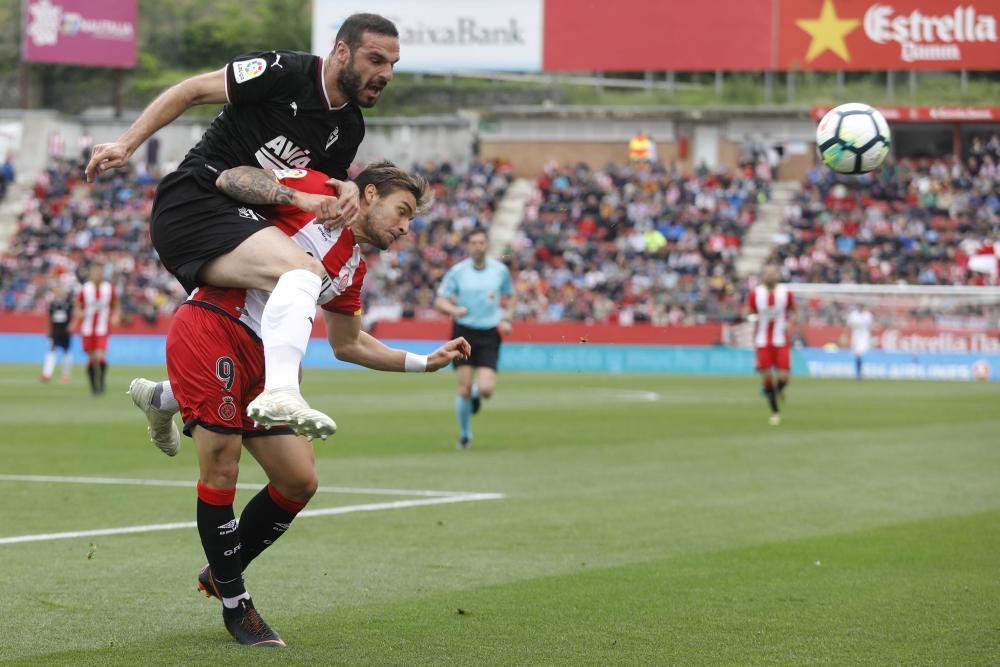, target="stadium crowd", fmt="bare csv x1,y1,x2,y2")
770,147,1000,287
0,156,771,327
504,160,767,325
4,144,996,330
0,158,185,324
